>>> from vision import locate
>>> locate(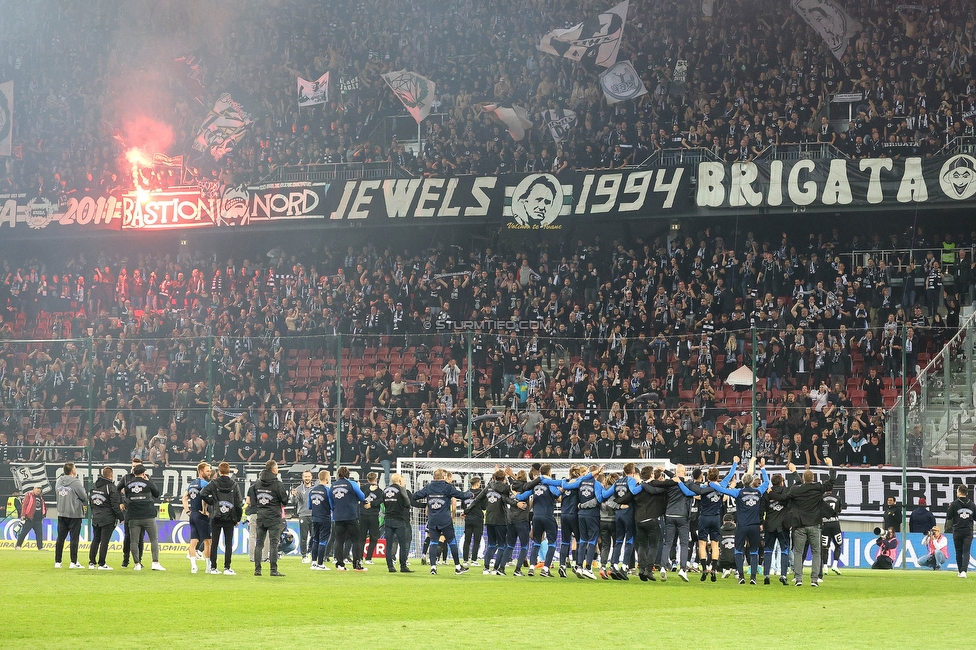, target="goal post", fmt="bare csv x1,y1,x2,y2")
395,457,673,561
